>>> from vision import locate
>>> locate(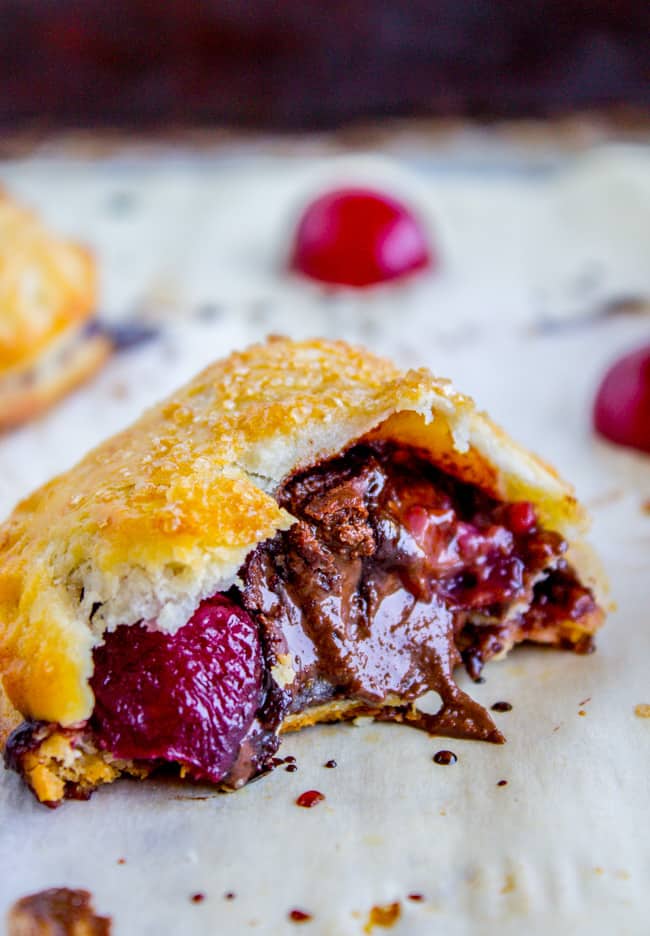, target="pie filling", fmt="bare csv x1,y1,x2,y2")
5,441,601,801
